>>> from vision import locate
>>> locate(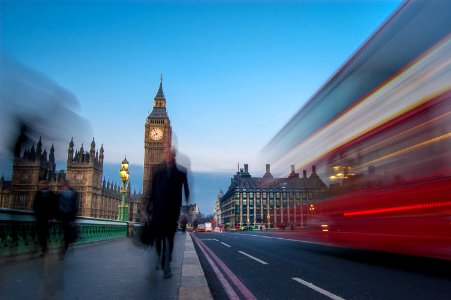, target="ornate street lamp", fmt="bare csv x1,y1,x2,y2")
118,156,129,222
267,213,270,230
